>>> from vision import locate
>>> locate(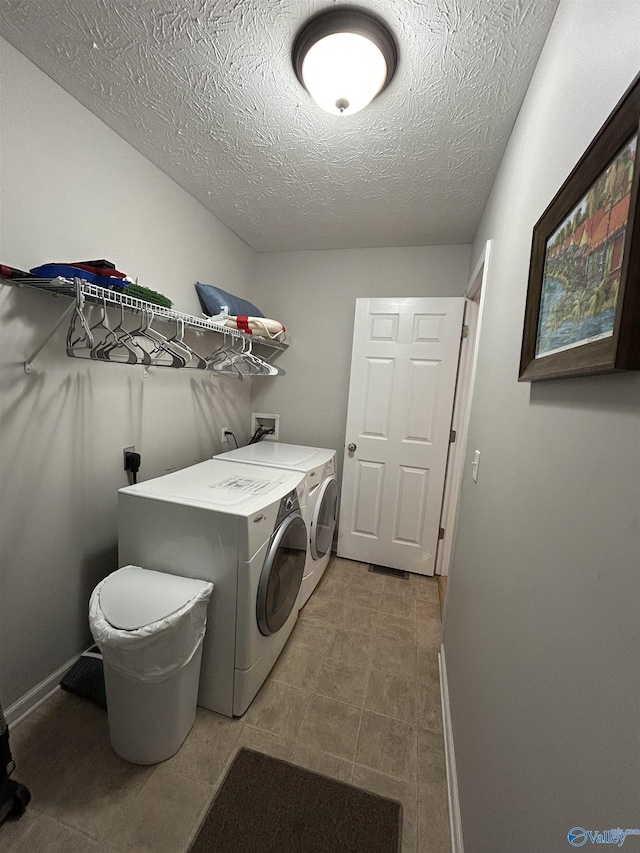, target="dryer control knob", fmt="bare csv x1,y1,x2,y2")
285,498,293,510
